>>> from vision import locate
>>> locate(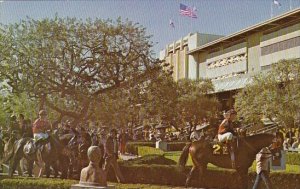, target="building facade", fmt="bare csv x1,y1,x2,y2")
160,8,300,110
